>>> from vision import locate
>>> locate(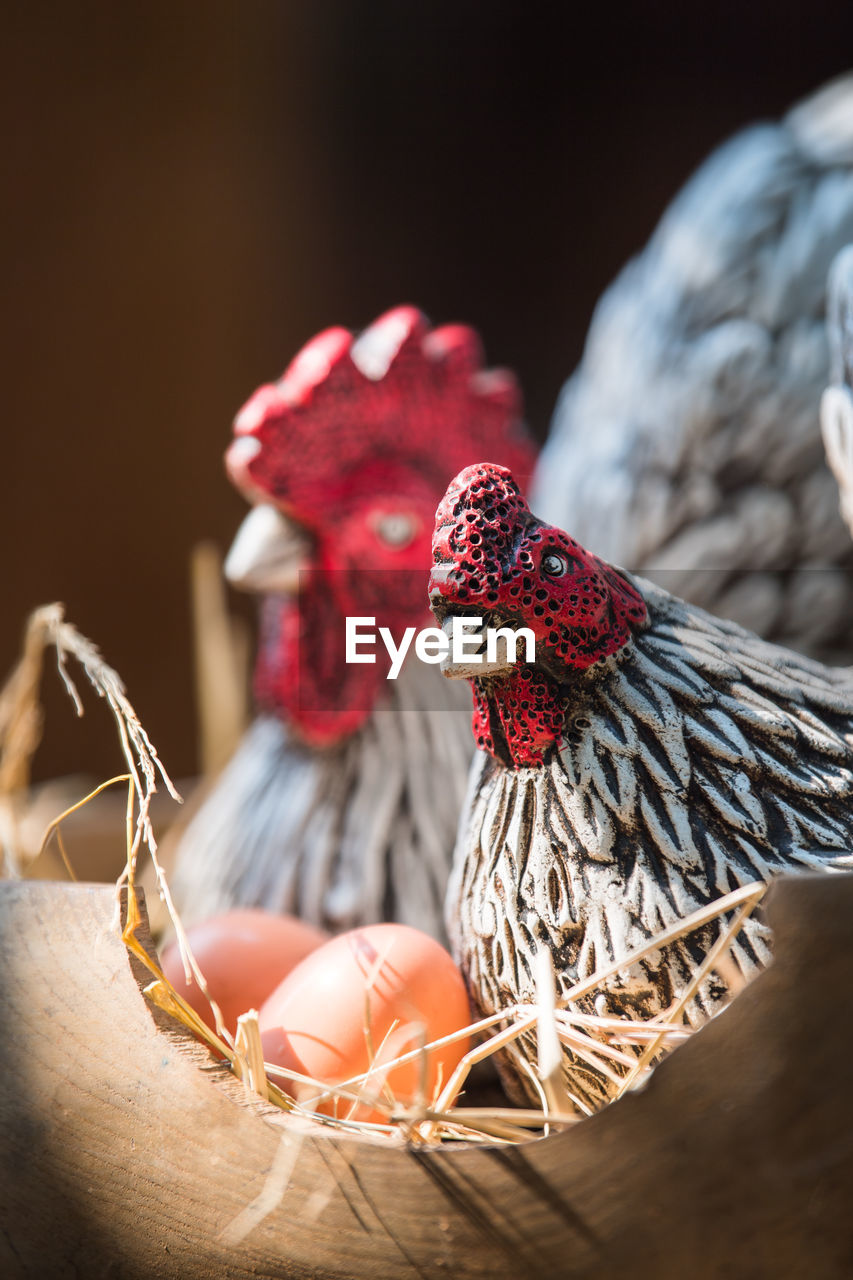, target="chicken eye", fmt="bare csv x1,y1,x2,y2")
375,513,417,548
541,551,568,577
